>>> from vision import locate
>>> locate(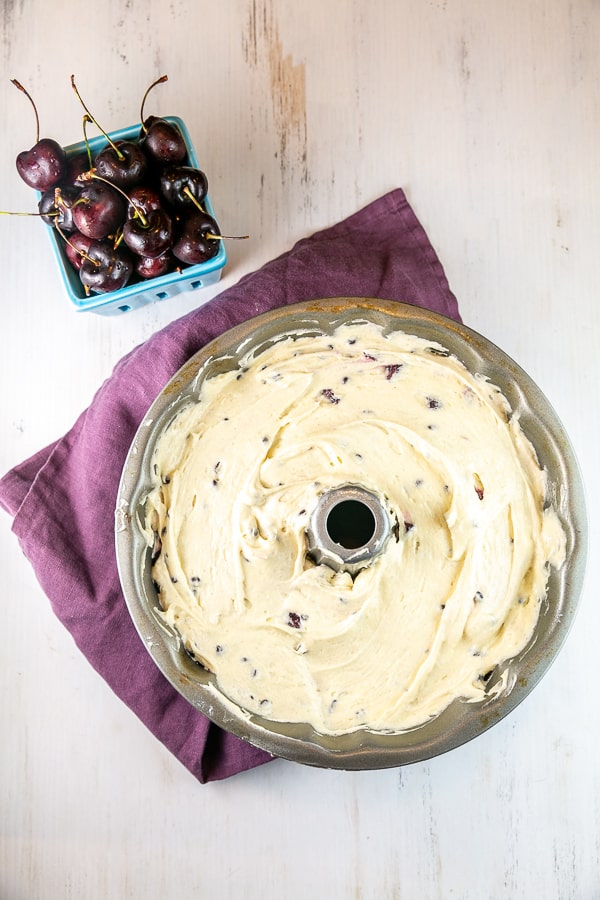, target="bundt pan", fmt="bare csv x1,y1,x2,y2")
115,298,587,769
